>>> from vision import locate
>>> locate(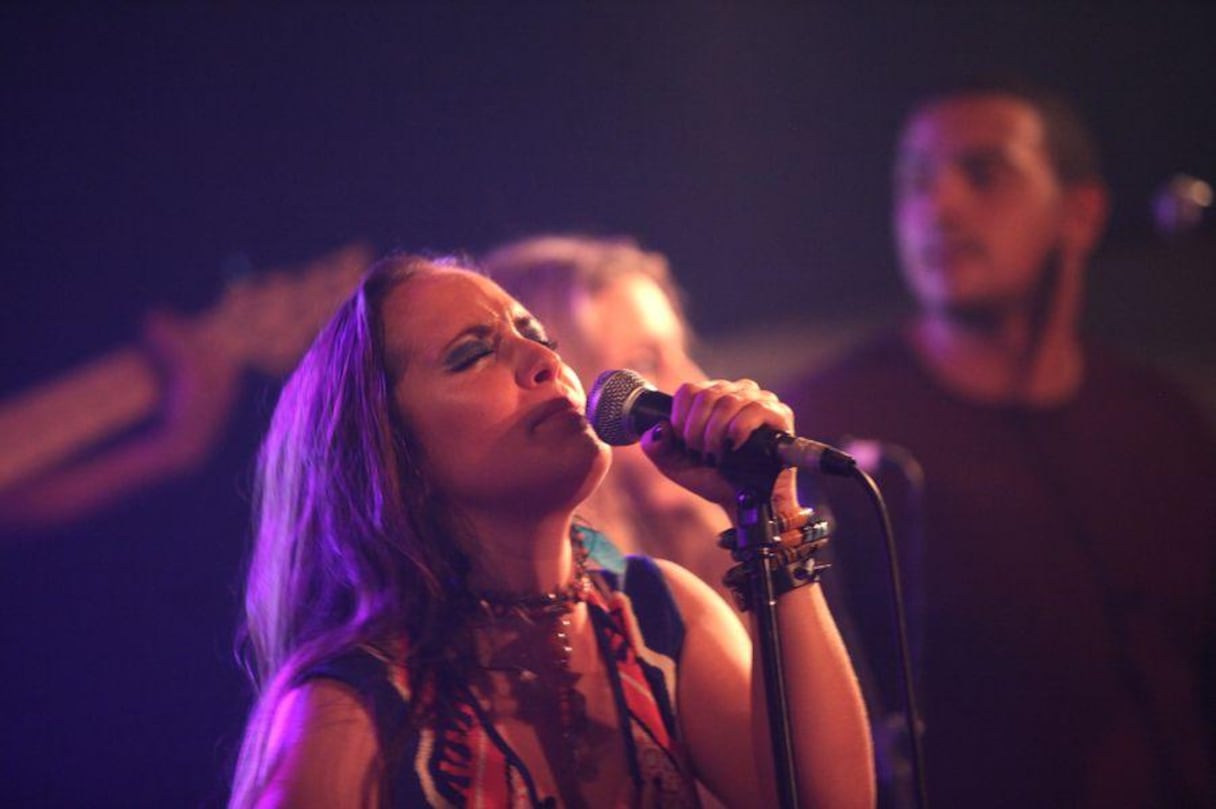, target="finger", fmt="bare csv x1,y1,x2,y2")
723,397,795,454
639,419,674,458
702,380,766,457
674,380,733,457
668,381,702,451
640,419,702,476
